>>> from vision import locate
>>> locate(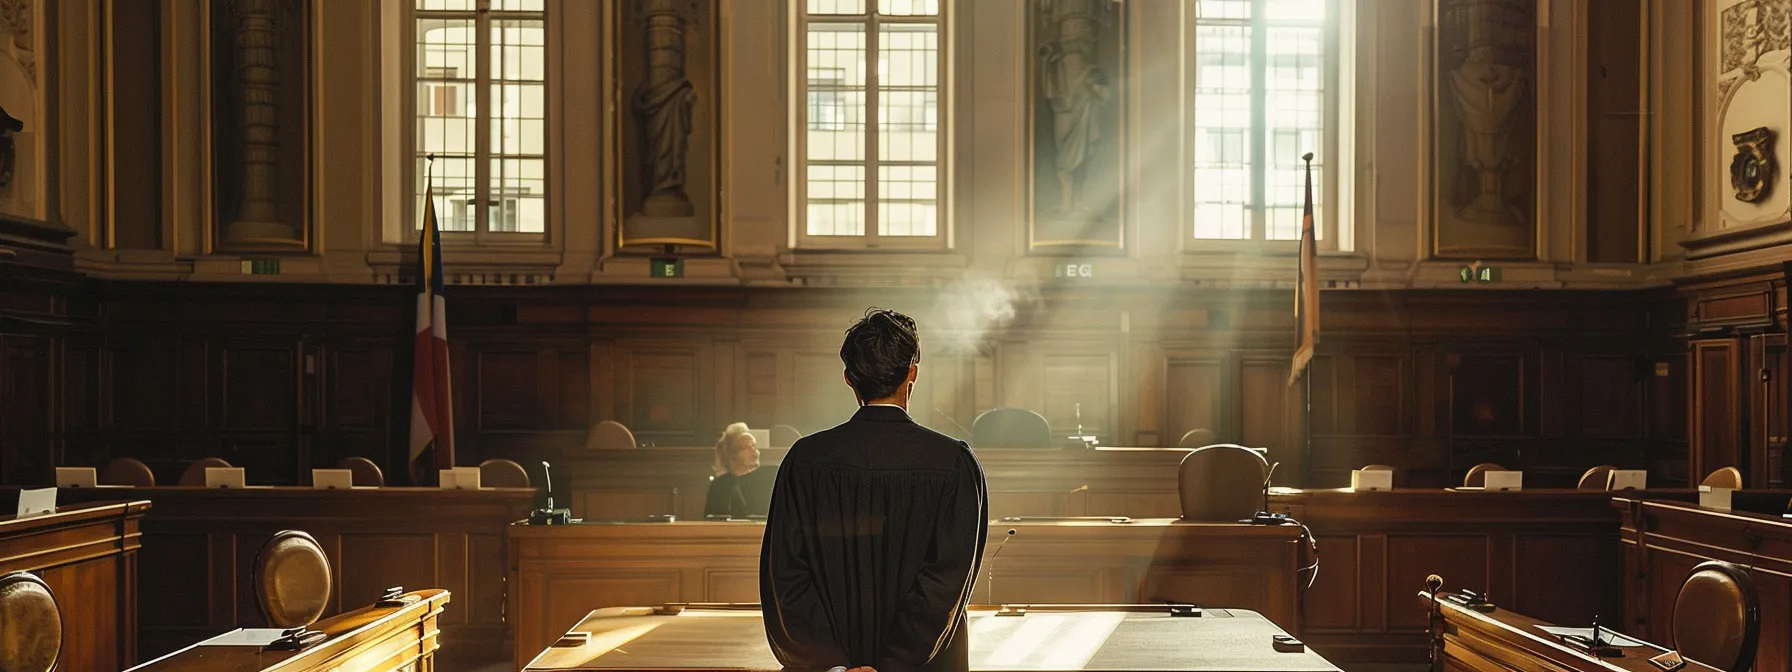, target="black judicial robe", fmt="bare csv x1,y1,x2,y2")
705,466,778,518
760,405,989,672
